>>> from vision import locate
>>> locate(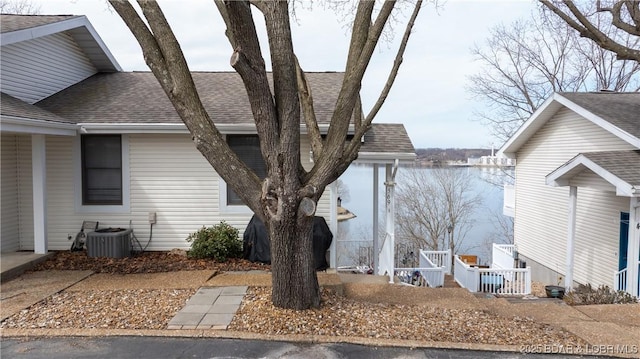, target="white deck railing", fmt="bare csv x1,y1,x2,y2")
614,267,628,293
492,244,516,281
420,249,451,275
615,261,640,297
454,255,531,295
394,249,447,287
454,255,479,291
